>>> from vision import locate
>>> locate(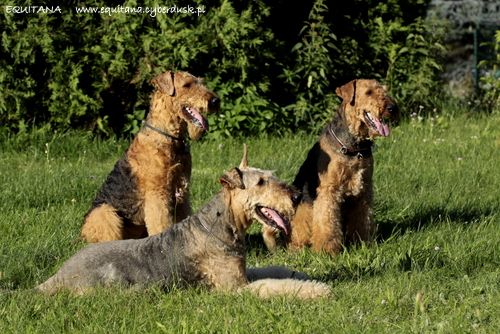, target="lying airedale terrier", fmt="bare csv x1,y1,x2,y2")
81,71,220,243
37,146,330,300
264,79,399,254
